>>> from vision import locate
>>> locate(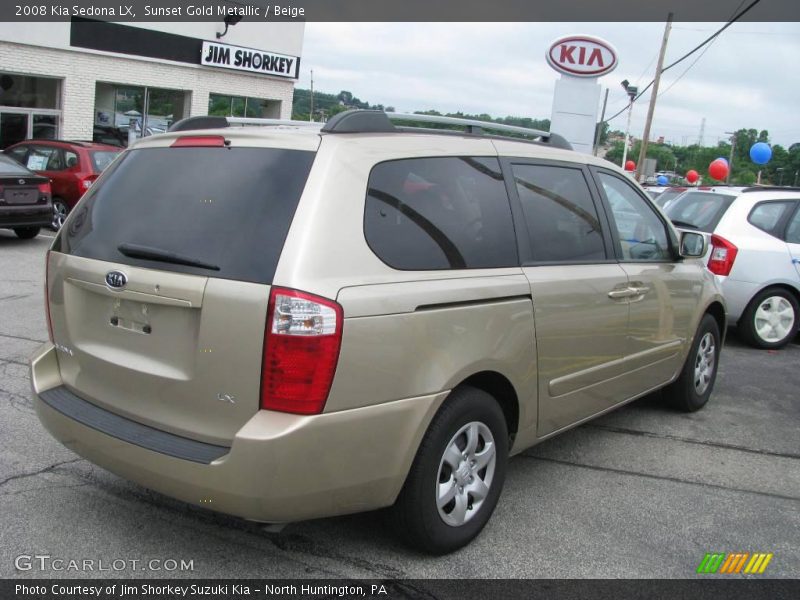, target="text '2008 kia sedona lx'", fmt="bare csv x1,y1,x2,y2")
30,110,725,554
